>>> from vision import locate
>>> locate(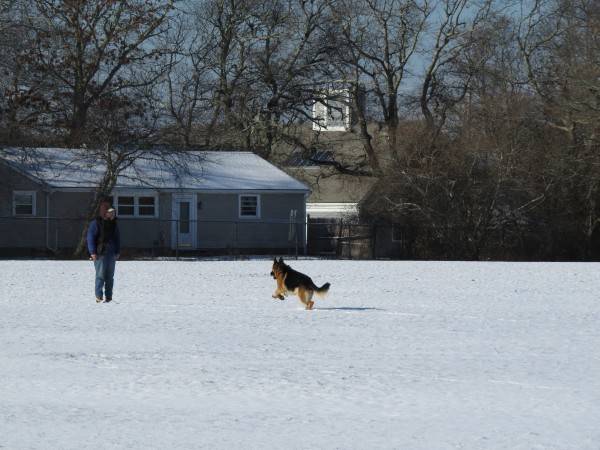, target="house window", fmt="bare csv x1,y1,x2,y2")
138,197,156,216
239,195,260,218
13,191,36,216
116,194,158,218
117,196,135,216
312,88,358,132
326,99,346,129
